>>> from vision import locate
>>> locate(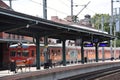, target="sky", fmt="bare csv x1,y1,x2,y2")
3,0,120,20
